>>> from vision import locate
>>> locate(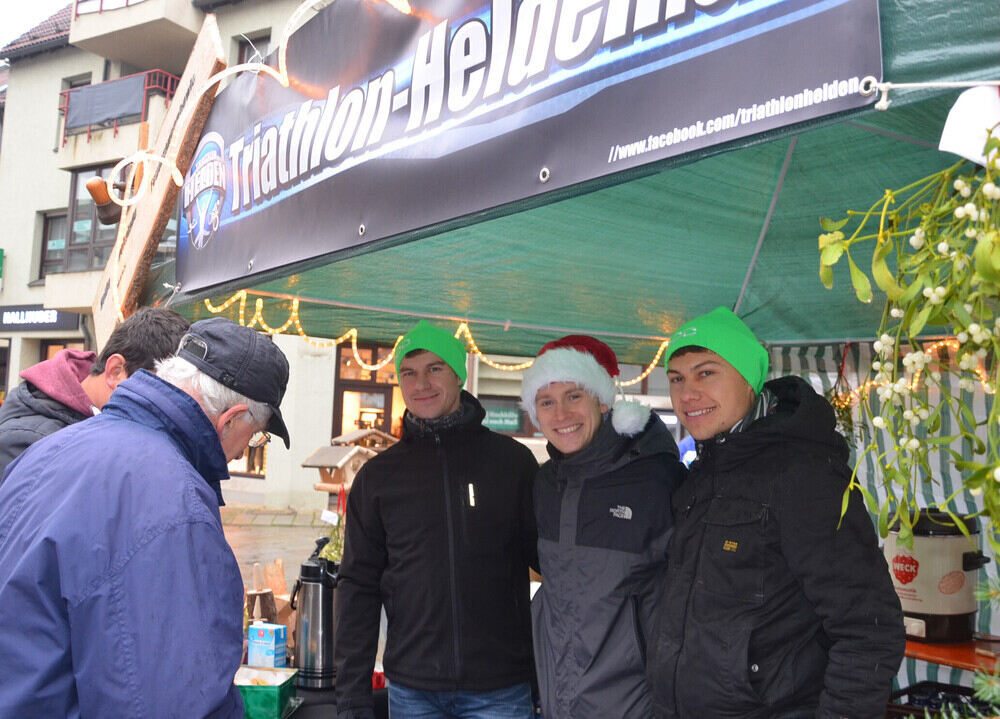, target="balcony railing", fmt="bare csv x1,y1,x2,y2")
58,69,179,145
74,0,149,17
